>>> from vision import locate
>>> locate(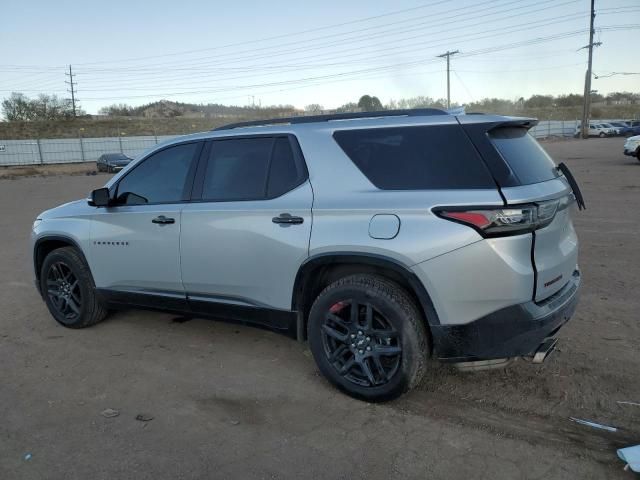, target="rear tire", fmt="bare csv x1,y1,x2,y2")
40,247,108,329
599,132,605,138
308,274,429,402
